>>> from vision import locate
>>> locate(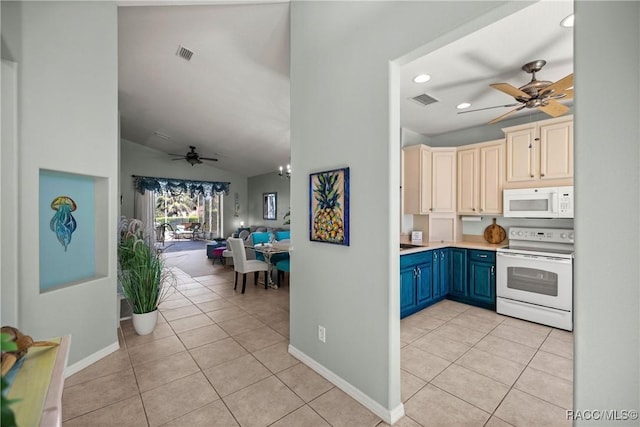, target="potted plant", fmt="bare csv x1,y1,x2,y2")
118,217,175,335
